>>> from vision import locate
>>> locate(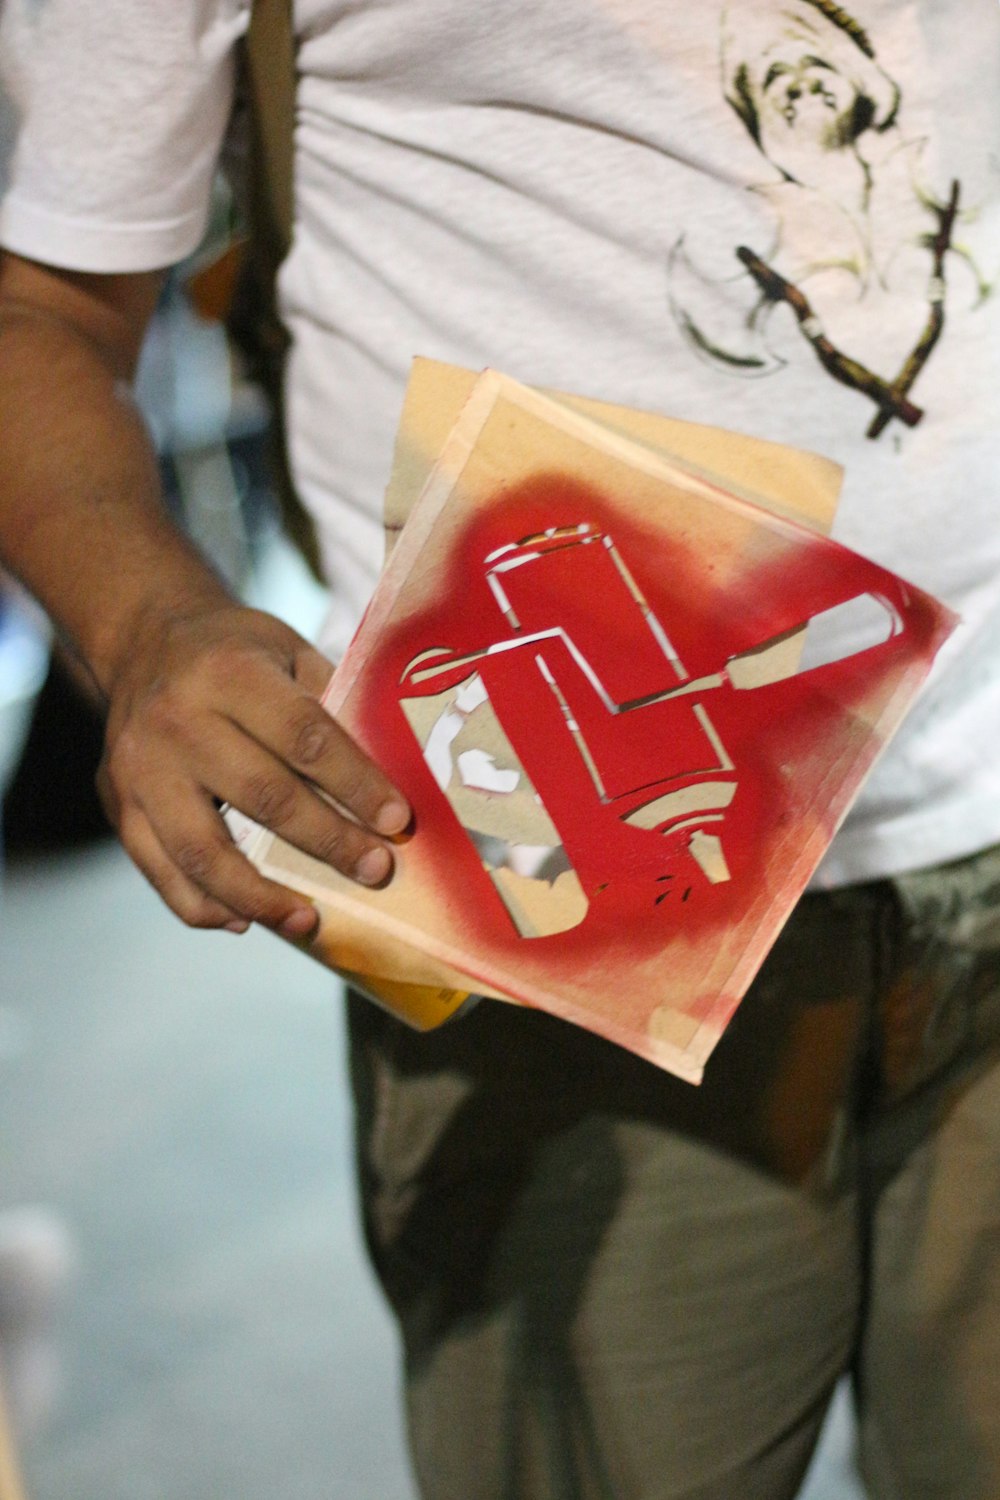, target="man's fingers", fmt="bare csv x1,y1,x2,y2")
227,676,411,838
118,804,252,932
135,785,322,936
98,605,410,932
209,722,398,885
